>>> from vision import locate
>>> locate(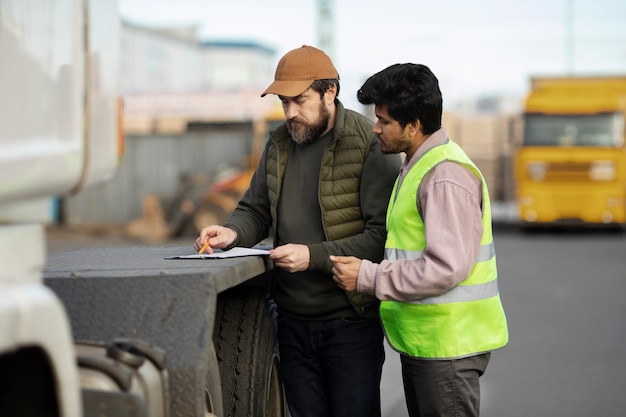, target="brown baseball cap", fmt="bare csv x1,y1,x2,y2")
261,45,339,97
